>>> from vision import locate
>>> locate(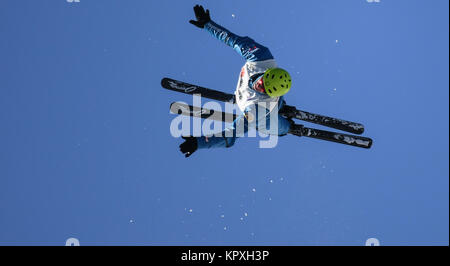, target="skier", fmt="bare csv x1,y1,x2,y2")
179,5,294,157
